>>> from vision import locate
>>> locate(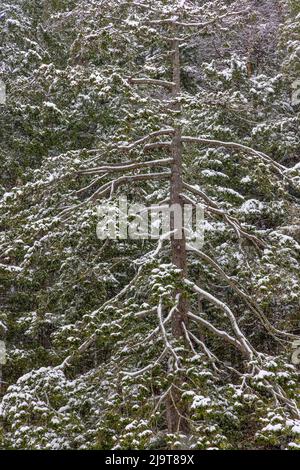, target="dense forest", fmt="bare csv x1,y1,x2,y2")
0,0,299,450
